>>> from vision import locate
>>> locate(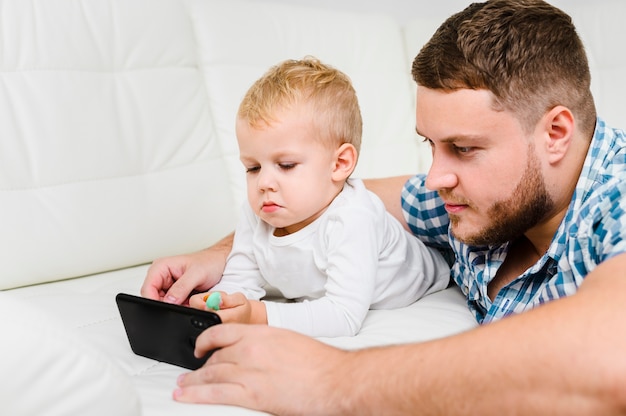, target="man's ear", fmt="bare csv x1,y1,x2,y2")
331,143,358,181
541,105,575,165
